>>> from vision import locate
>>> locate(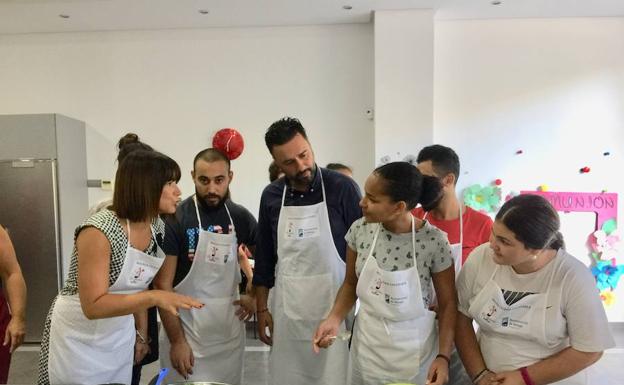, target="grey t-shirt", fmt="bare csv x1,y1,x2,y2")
346,217,453,307
457,243,615,358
